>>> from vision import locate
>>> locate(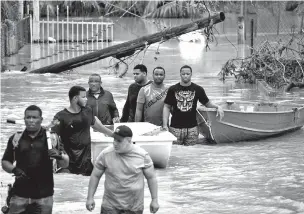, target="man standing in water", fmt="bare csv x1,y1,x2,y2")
121,64,152,122
86,73,120,125
86,125,159,214
135,66,167,126
162,65,224,145
2,105,69,214
52,86,114,176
